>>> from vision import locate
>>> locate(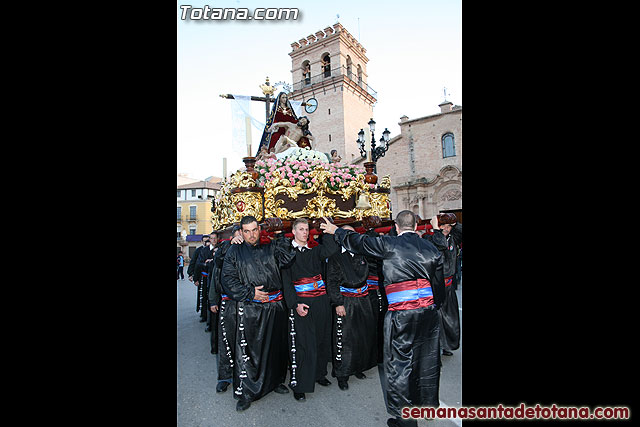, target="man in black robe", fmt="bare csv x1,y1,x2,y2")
424,213,462,356
321,211,445,427
326,225,377,391
281,218,339,402
364,229,387,364
221,216,296,412
209,225,241,392
187,235,209,316
198,231,219,328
